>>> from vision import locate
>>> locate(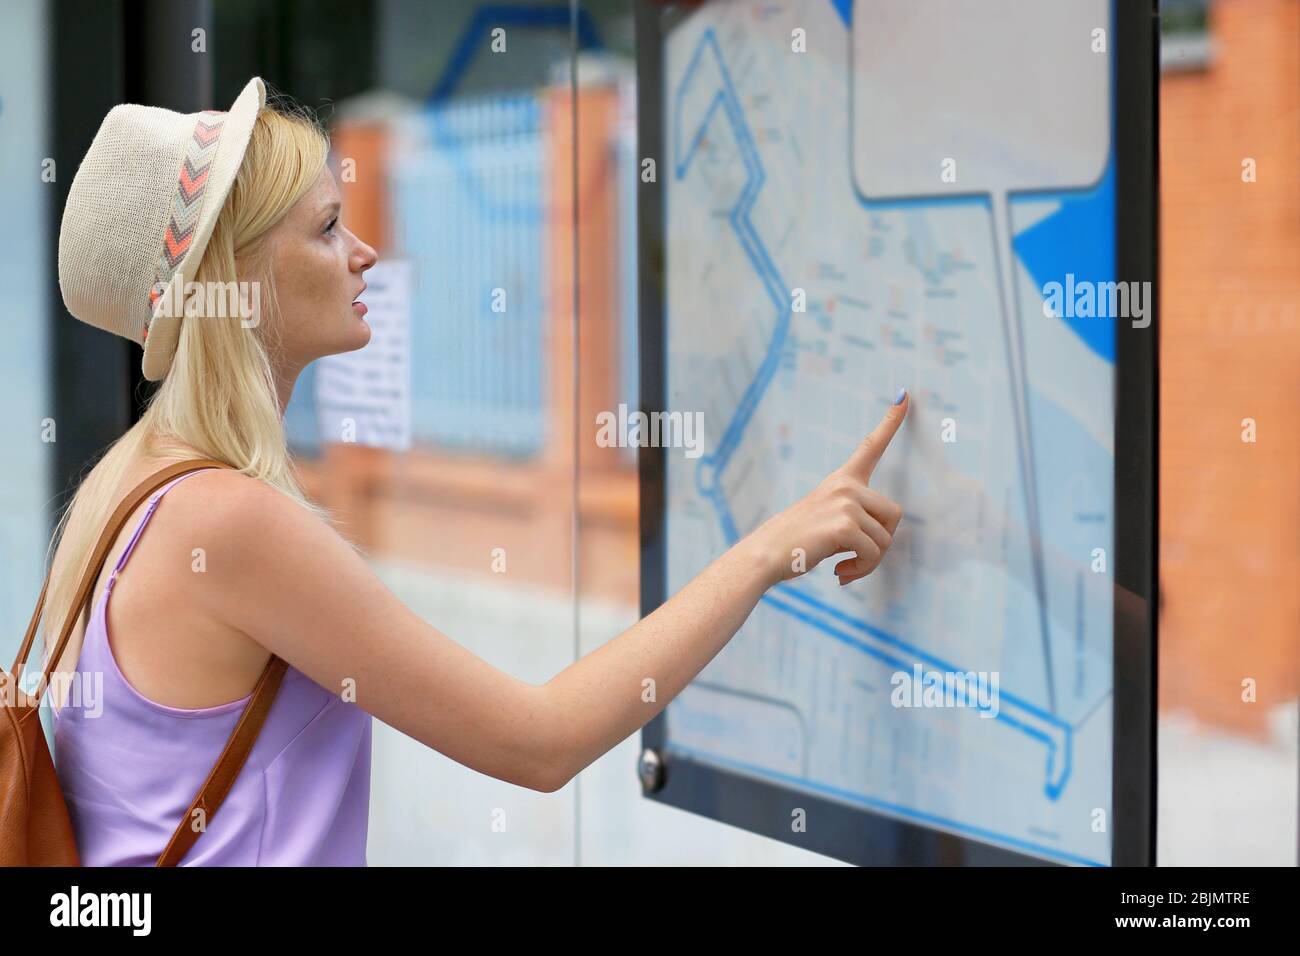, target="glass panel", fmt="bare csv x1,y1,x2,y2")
214,0,581,864
0,0,52,668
